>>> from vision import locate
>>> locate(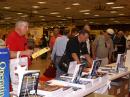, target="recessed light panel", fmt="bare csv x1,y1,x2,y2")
72,3,80,6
